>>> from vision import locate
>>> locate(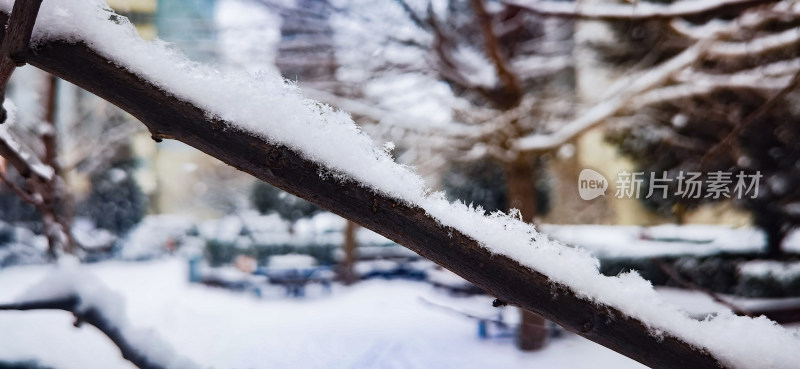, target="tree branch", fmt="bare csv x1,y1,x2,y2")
471,0,523,108
0,295,167,369
0,0,43,122
504,0,776,20
515,40,709,152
